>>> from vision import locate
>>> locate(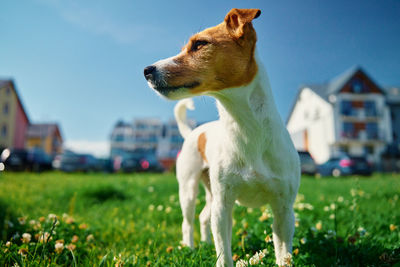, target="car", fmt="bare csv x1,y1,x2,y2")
318,155,373,177
0,148,52,172
120,154,164,173
56,150,98,172
298,151,317,175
